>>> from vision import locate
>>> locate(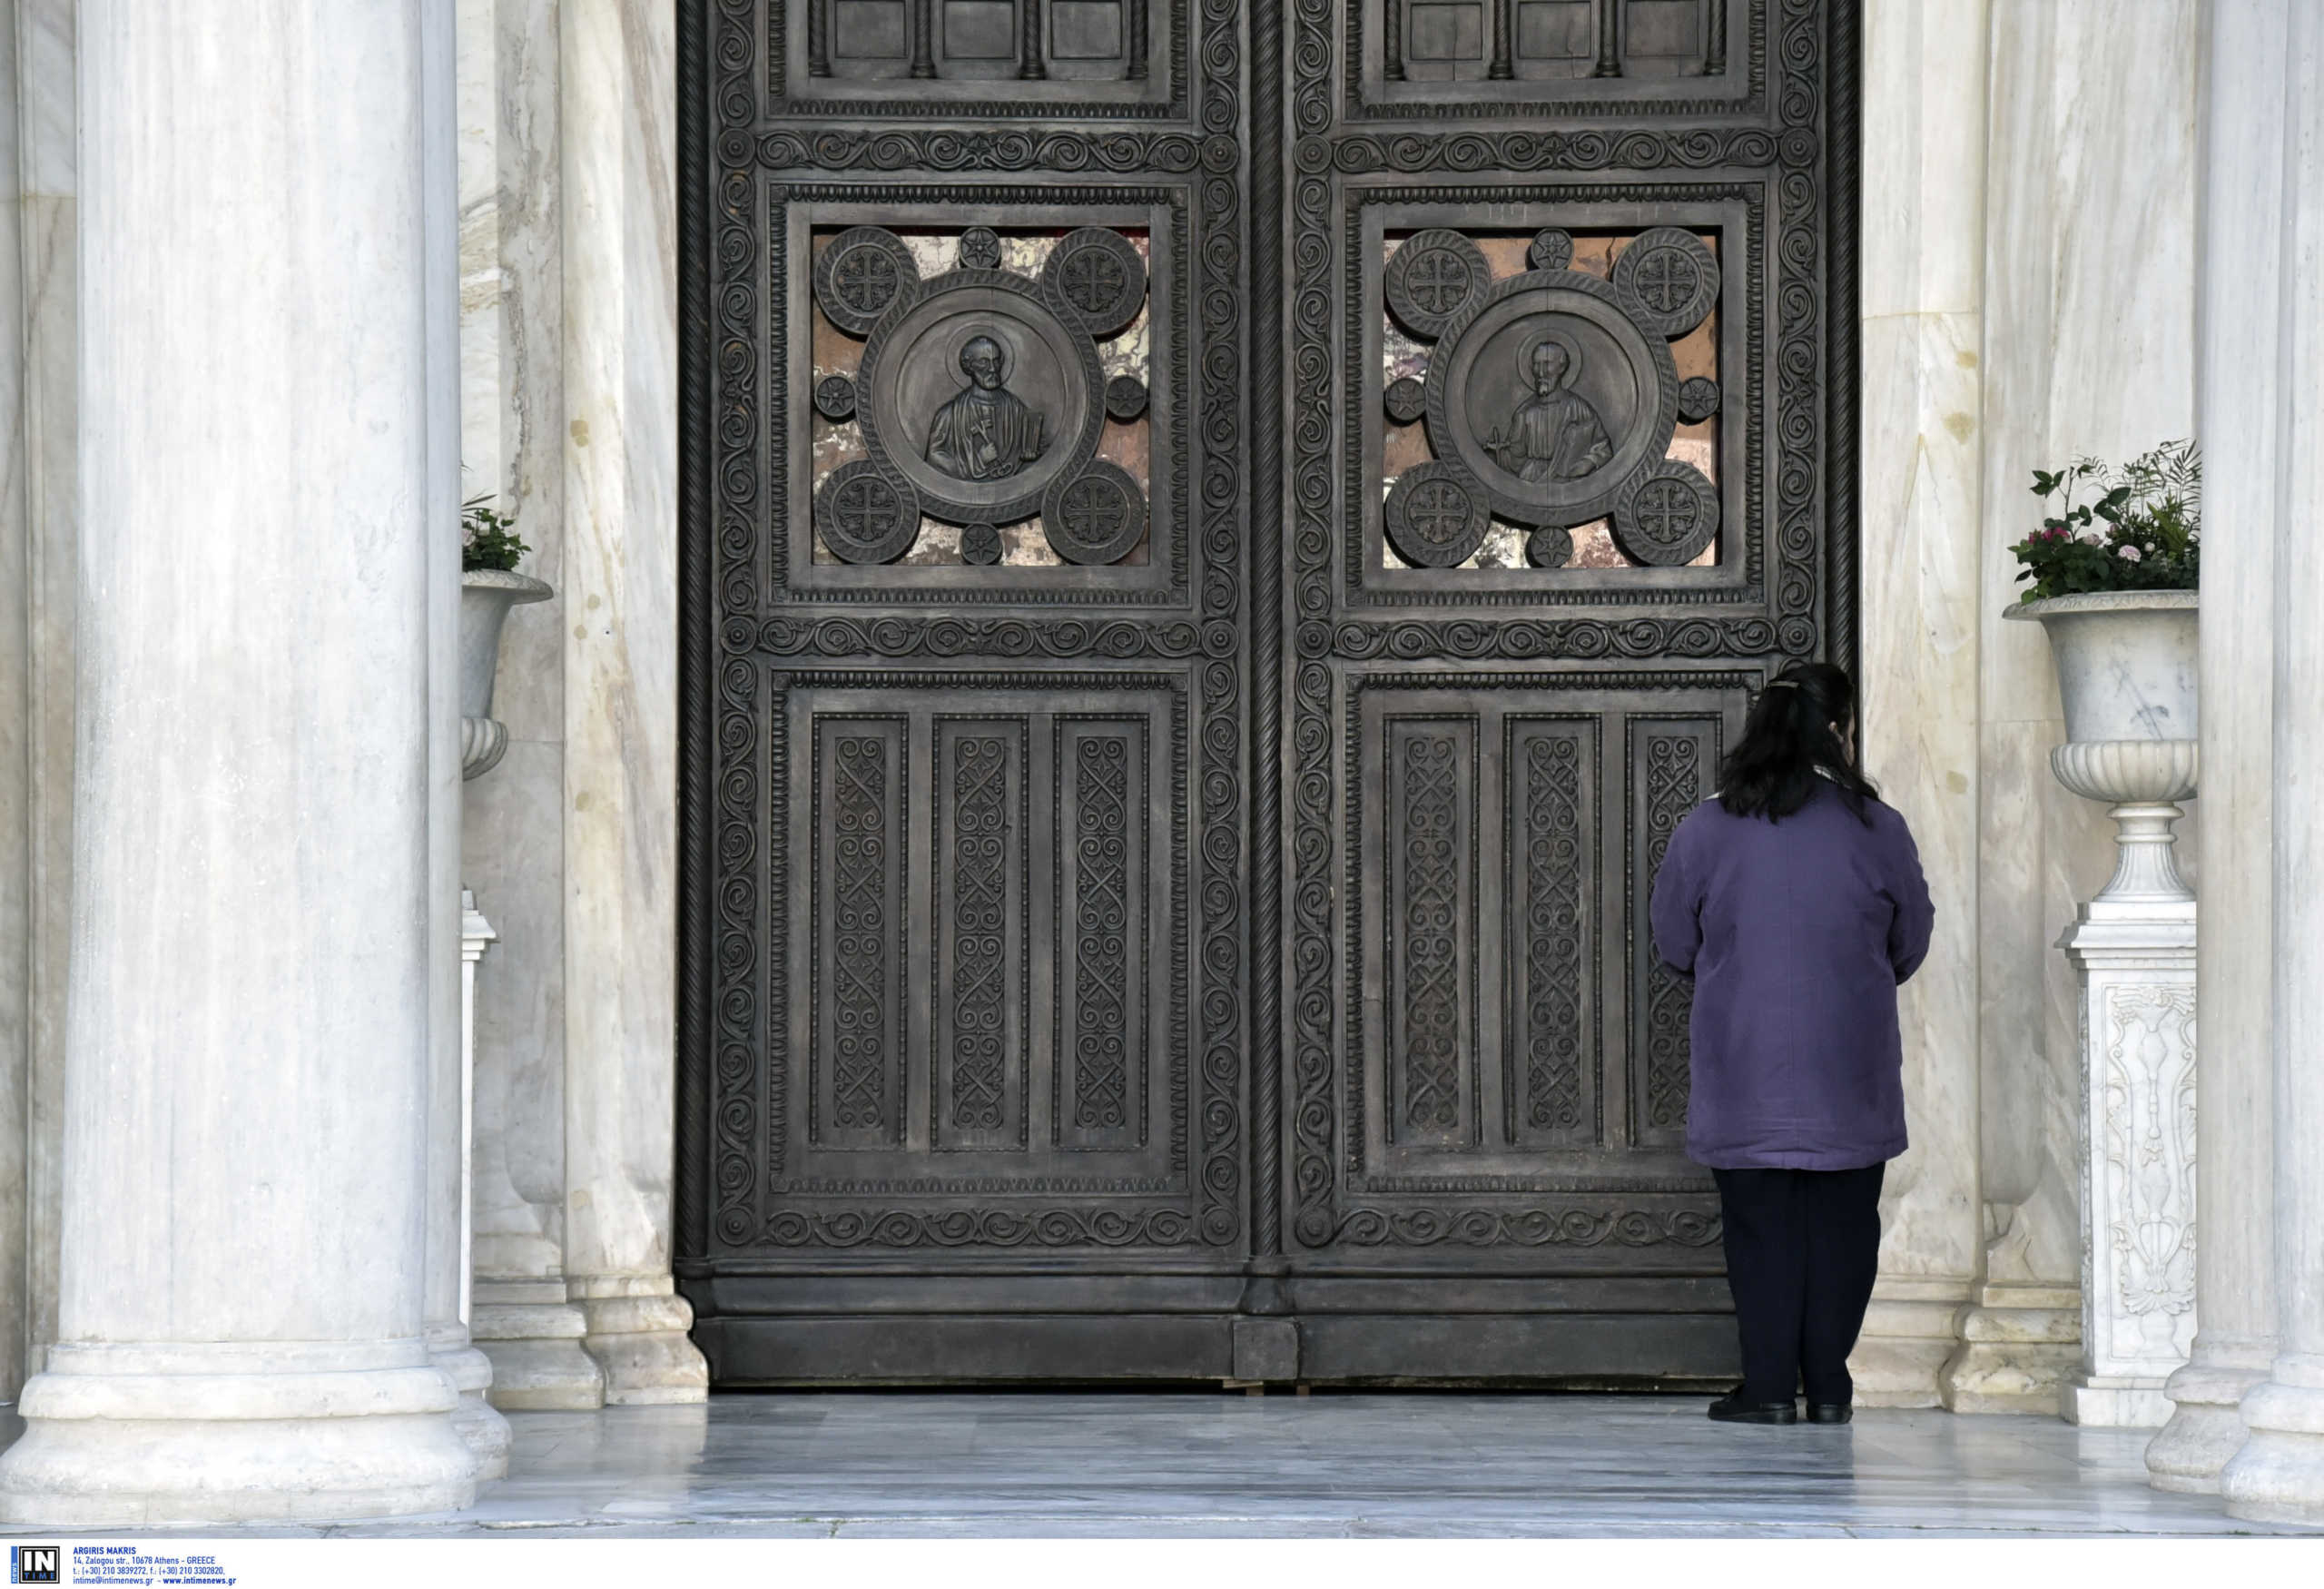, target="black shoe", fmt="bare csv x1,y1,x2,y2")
1806,1402,1853,1424
1708,1391,1797,1425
